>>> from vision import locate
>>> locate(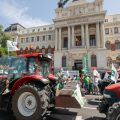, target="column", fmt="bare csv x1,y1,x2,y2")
81,24,85,47
100,22,105,48
68,26,71,49
96,22,100,48
72,26,75,48
55,28,58,51
85,24,89,48
59,28,62,50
